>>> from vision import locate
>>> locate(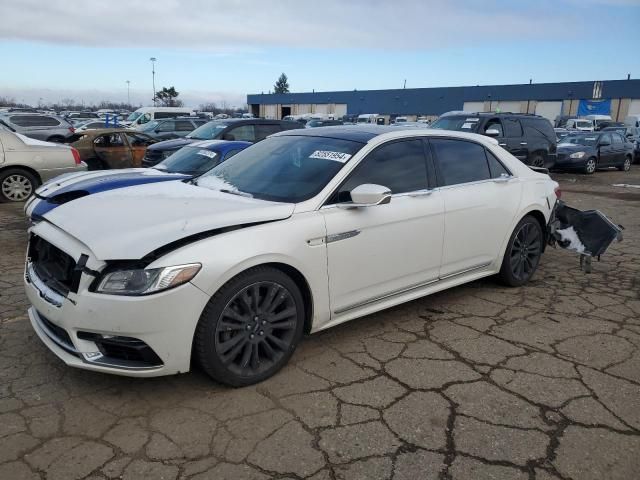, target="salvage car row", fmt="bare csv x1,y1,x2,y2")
1,110,636,202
